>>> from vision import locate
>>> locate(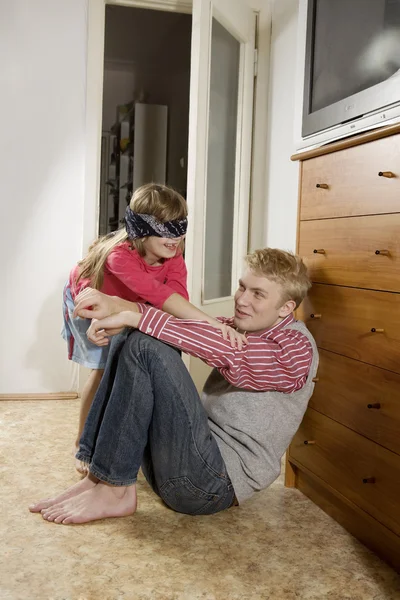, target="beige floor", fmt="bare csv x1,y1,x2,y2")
1,400,400,600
